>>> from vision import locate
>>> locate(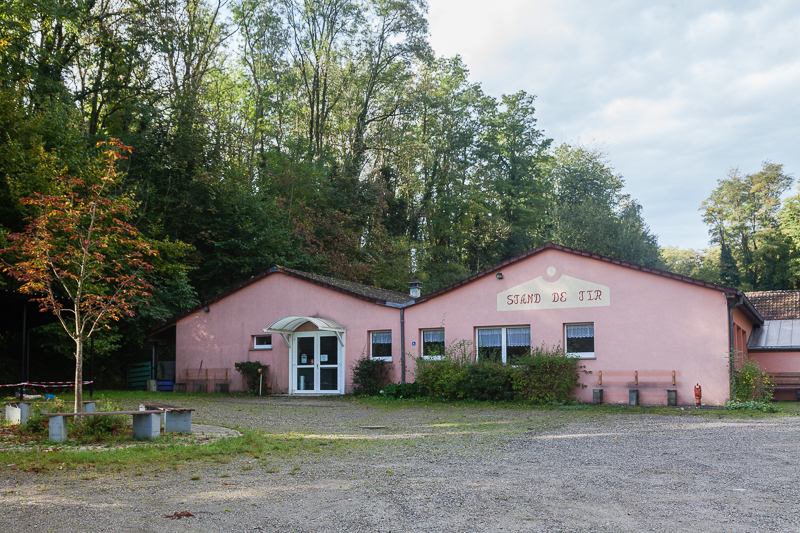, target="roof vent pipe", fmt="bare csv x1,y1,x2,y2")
409,277,422,298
